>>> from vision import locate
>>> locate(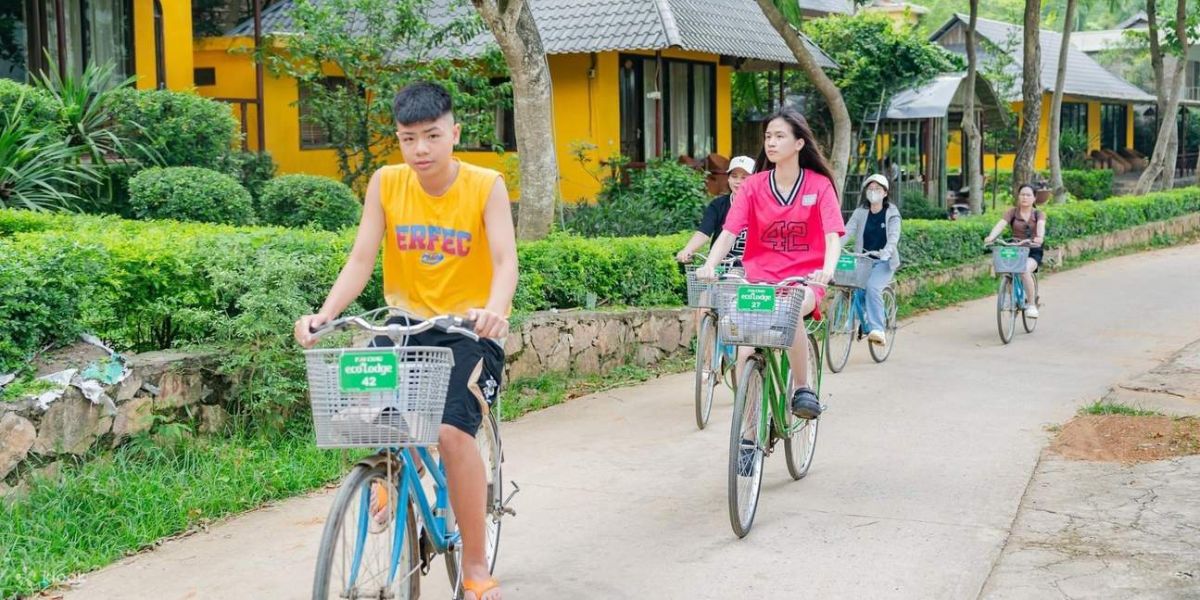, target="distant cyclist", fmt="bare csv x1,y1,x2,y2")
841,174,901,346
984,183,1045,318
